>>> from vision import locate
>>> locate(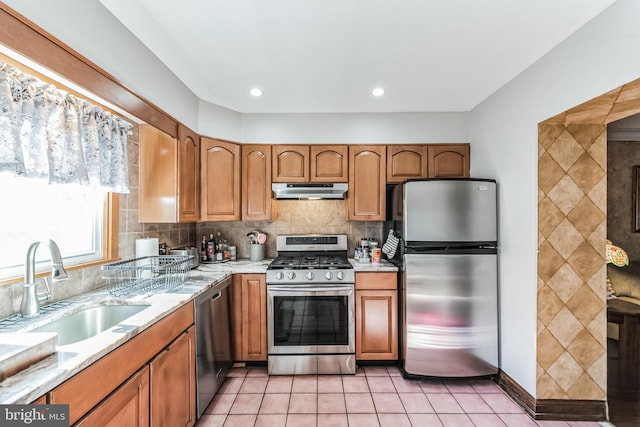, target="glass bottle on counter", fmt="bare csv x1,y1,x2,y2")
215,232,224,261
207,234,216,261
201,235,208,261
